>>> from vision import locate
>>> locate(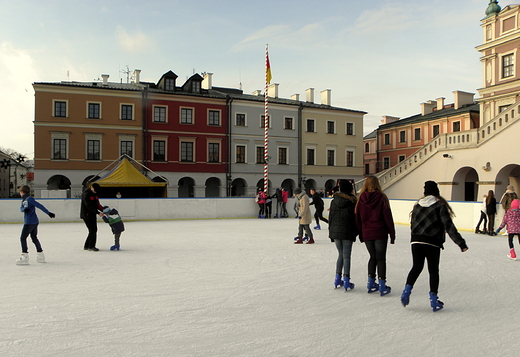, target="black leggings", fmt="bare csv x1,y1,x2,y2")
405,244,441,294
365,239,388,280
508,233,520,249
476,211,487,231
